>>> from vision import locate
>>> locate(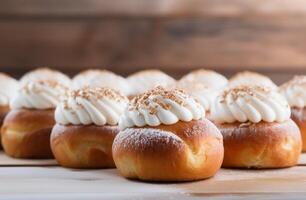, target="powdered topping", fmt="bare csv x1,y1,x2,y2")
10,80,68,109
0,73,19,106
119,86,205,130
280,76,306,108
72,69,132,96
20,67,71,87
211,85,290,123
113,128,184,152
127,70,176,96
229,71,277,89
55,87,128,126
179,69,228,89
